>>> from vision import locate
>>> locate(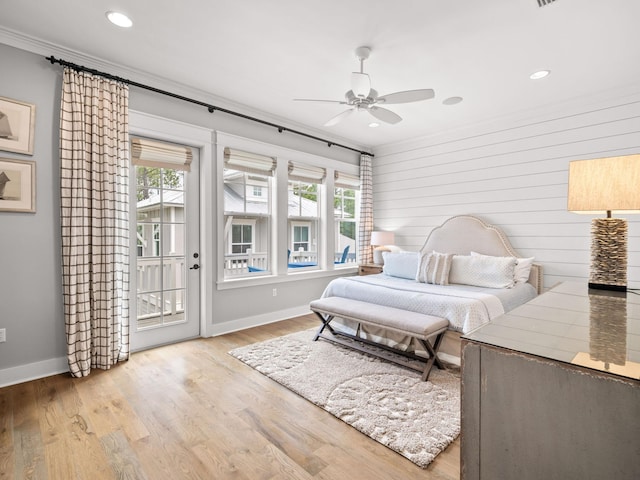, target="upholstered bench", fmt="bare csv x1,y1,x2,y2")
309,296,449,381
